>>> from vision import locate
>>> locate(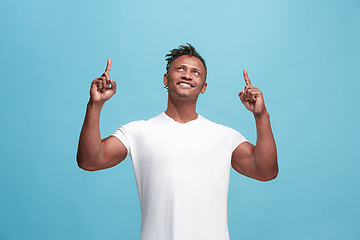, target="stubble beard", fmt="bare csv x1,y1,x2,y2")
169,90,197,102
177,93,190,99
